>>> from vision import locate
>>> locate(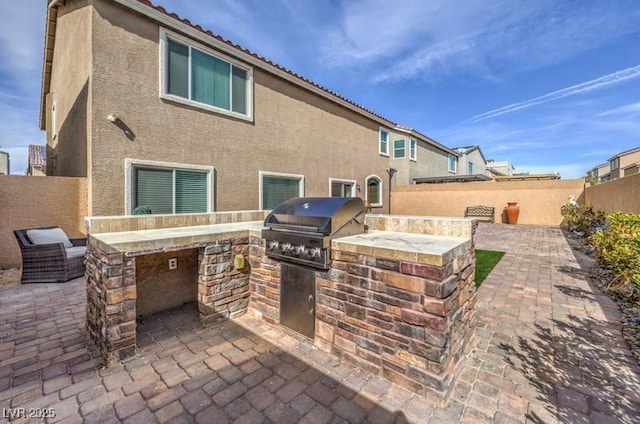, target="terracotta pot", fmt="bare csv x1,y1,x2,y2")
505,202,520,224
